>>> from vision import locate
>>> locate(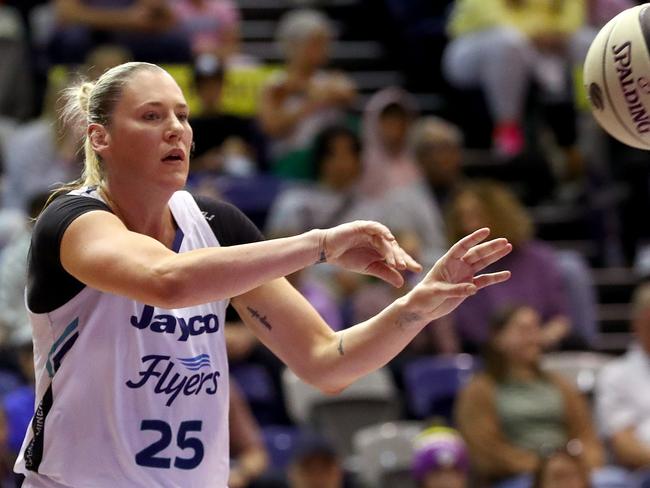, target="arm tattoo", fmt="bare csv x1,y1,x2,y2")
246,306,272,330
317,248,327,264
396,311,423,330
337,334,344,356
